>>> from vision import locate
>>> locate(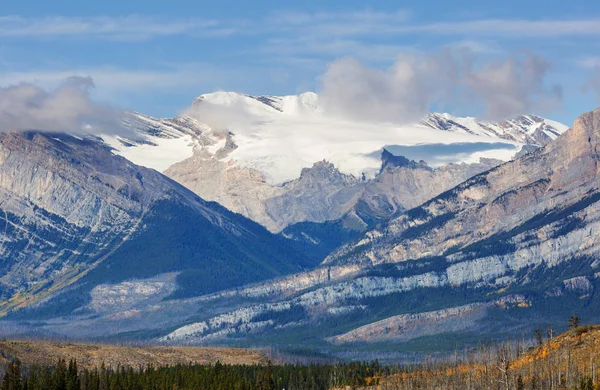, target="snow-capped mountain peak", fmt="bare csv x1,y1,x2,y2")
193,91,321,117
105,92,567,187
422,113,568,145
